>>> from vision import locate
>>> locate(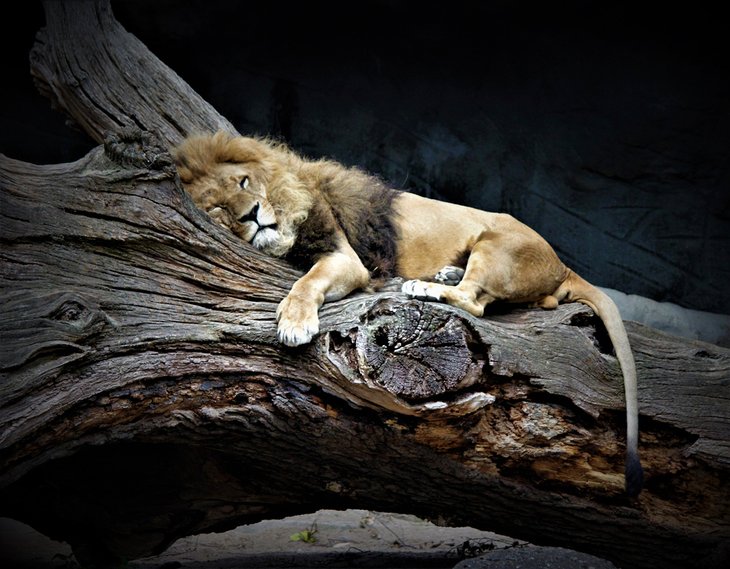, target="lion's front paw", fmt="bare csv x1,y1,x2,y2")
276,294,320,347
402,279,443,302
